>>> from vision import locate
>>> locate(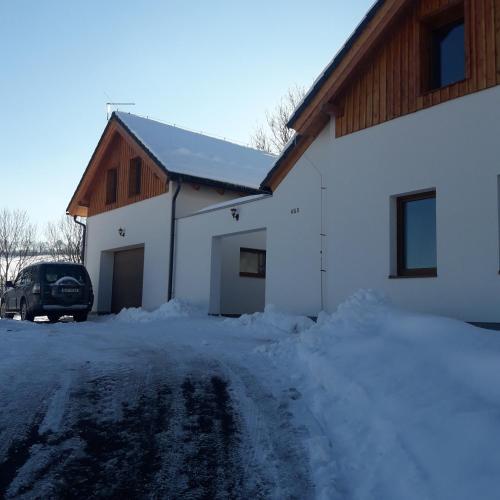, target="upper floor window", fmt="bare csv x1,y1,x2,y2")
128,157,142,197
397,190,437,277
422,4,465,92
106,168,118,205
